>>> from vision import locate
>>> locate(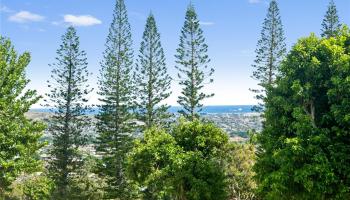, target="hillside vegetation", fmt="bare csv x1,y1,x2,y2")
1,0,349,199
